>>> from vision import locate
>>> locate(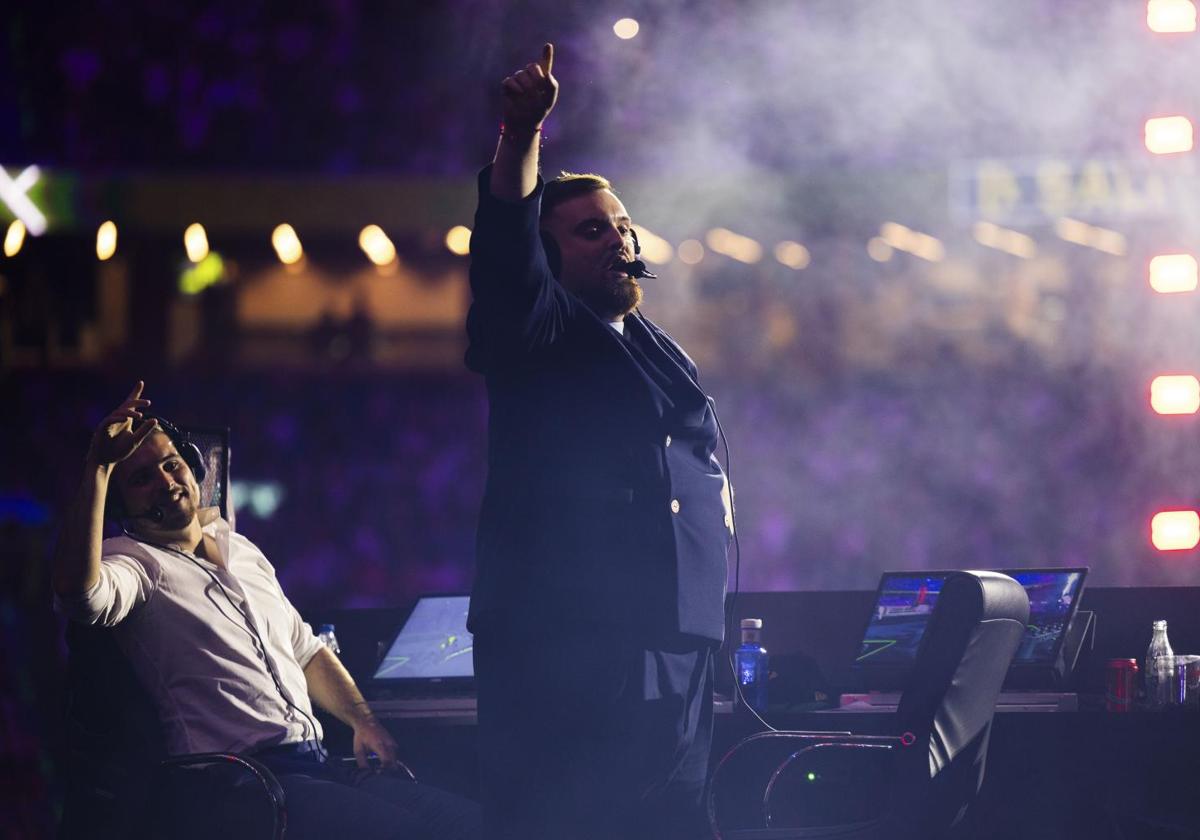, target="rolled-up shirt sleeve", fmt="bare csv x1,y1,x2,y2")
283,591,323,668
55,551,158,627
